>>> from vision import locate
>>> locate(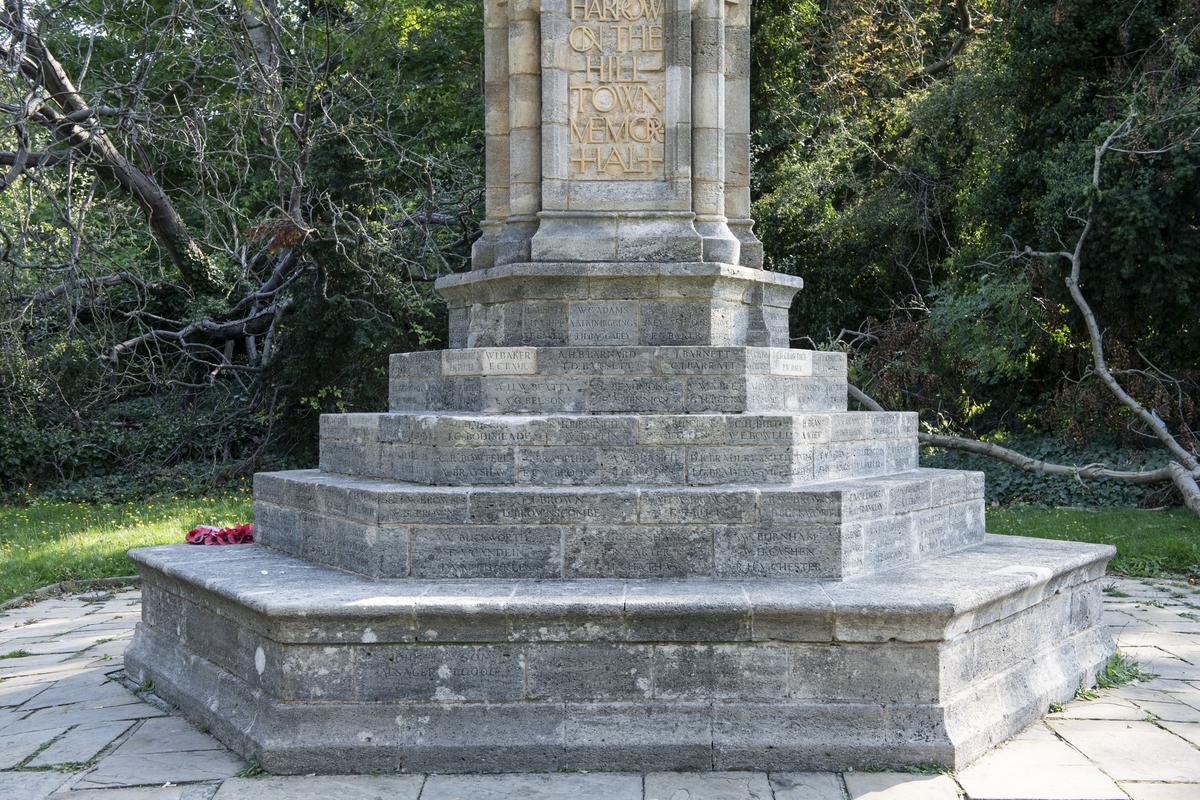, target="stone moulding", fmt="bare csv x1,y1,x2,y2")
124,535,1114,774
435,262,802,349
